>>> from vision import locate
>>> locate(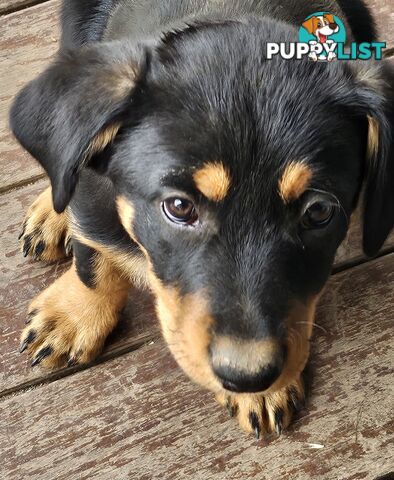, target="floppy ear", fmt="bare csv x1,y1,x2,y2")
302,17,317,35
324,14,335,24
10,41,148,213
351,60,394,257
